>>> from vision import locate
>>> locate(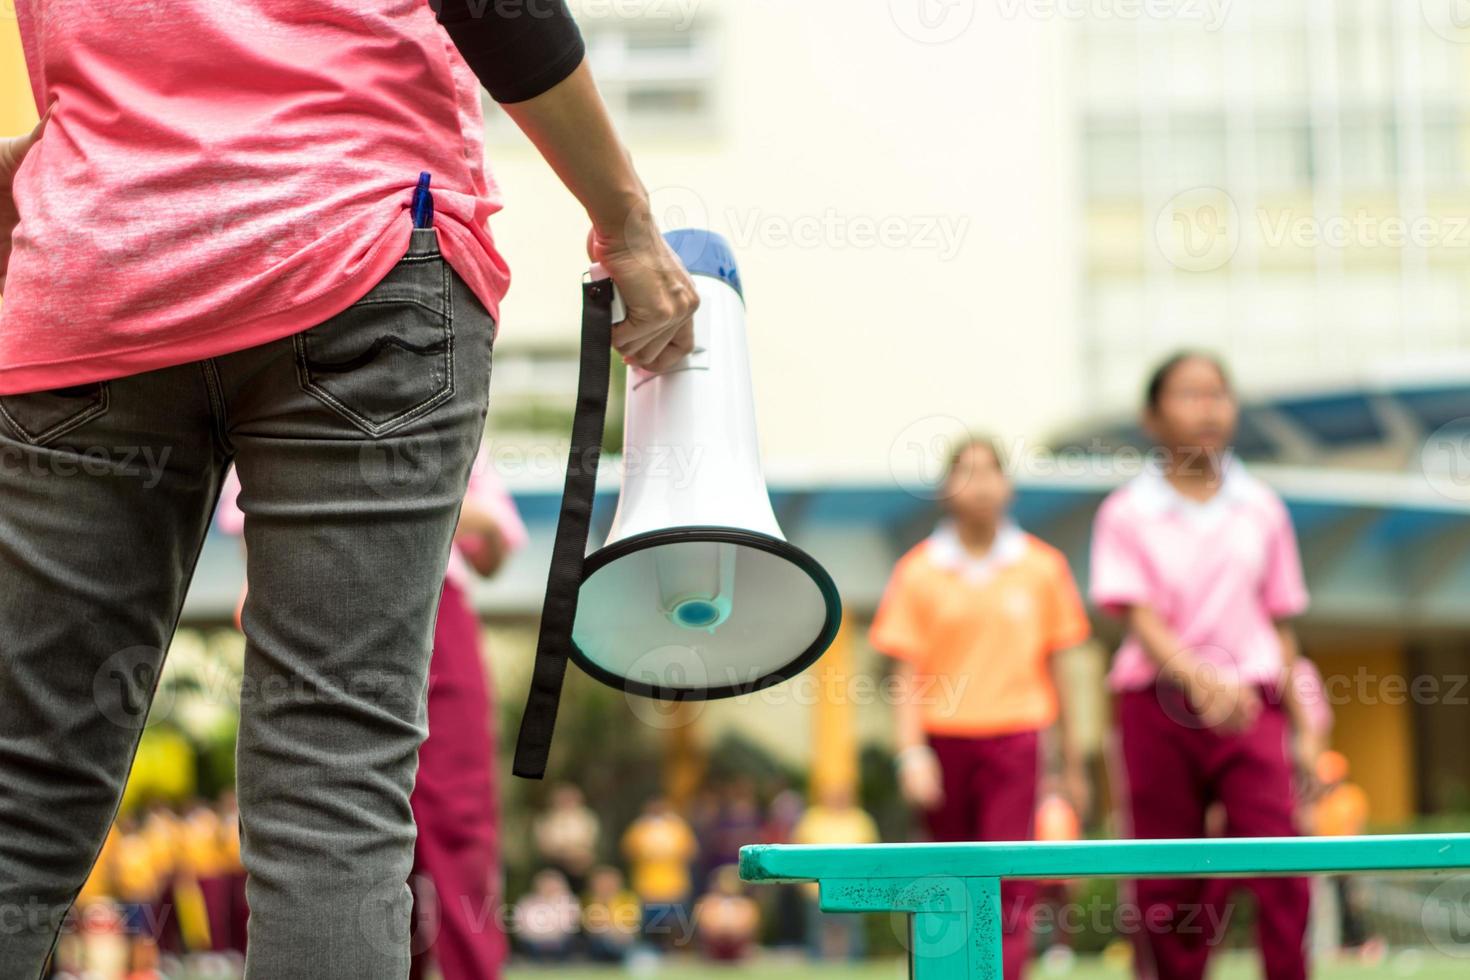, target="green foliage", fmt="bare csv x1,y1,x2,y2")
857,743,909,845
704,731,801,790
